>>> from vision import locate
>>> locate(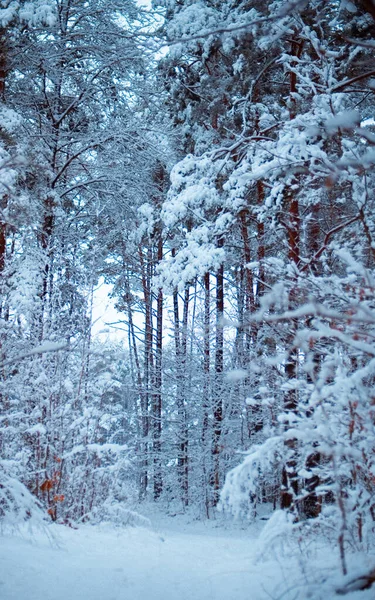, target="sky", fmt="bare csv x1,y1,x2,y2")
91,279,127,342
